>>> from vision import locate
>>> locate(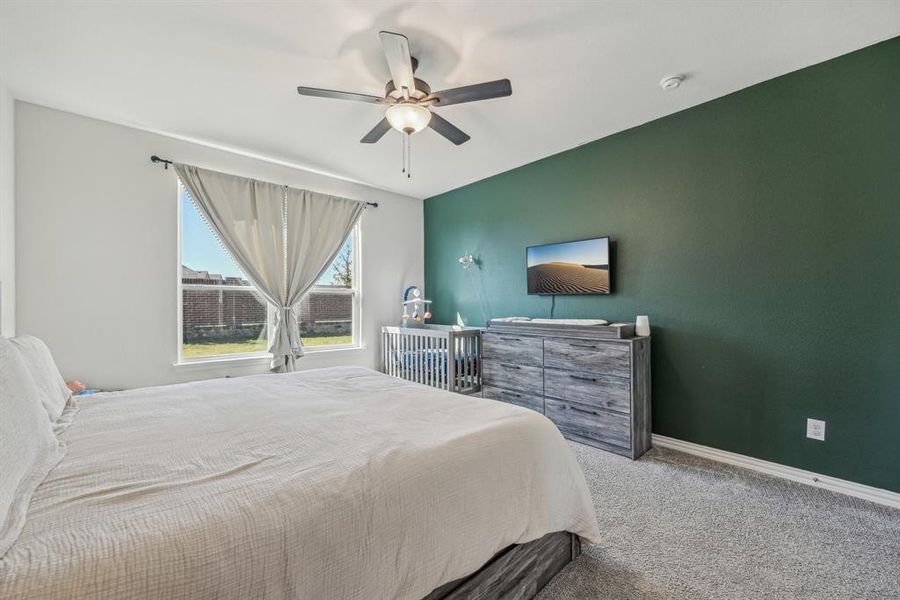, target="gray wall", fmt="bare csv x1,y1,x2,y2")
16,103,423,389
0,80,14,336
